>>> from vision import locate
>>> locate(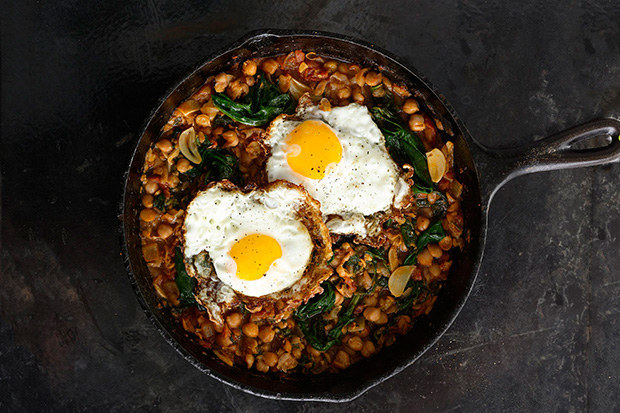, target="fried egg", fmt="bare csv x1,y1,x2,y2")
182,181,332,324
265,103,409,238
